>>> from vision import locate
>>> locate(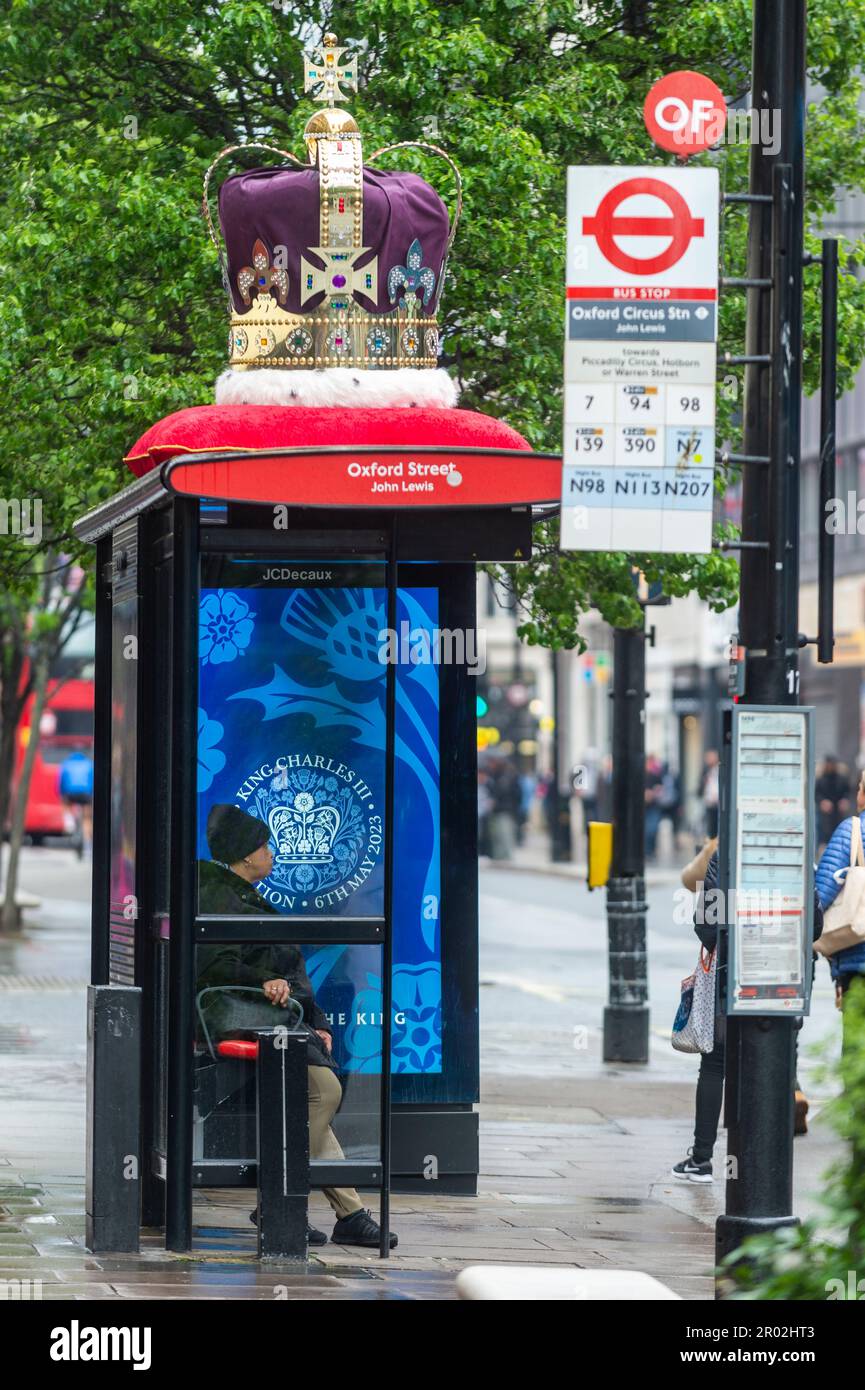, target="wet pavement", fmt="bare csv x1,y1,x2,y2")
0,847,842,1300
